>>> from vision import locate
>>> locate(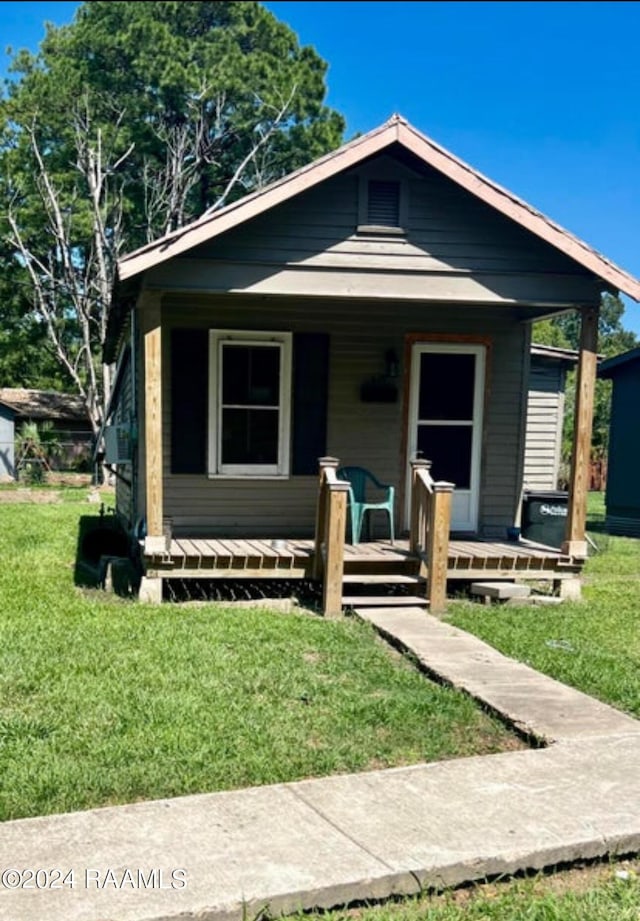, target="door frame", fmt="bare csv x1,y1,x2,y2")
402,333,491,533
